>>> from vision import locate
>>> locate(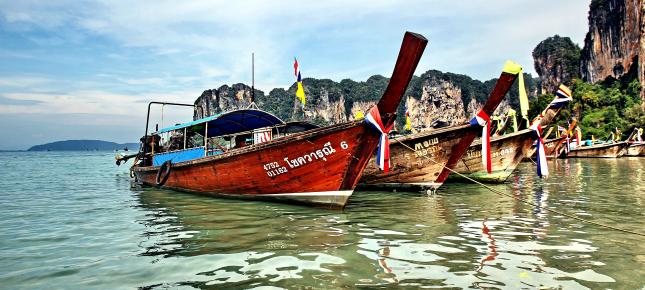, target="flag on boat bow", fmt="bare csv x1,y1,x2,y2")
294,58,306,106
530,123,549,177
404,98,412,131
365,106,394,172
550,84,573,109
470,110,492,173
